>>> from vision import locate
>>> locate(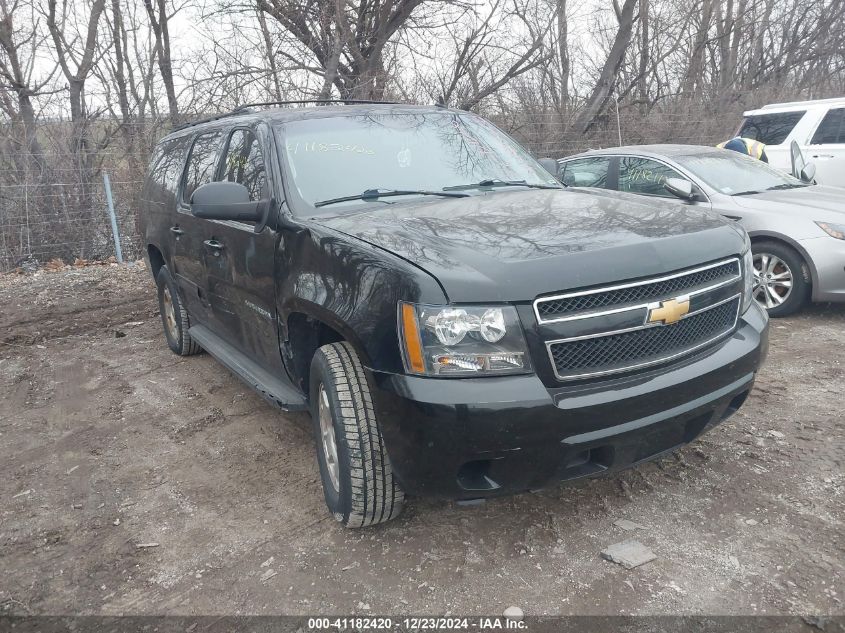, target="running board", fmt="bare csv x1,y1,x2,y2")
188,324,307,412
